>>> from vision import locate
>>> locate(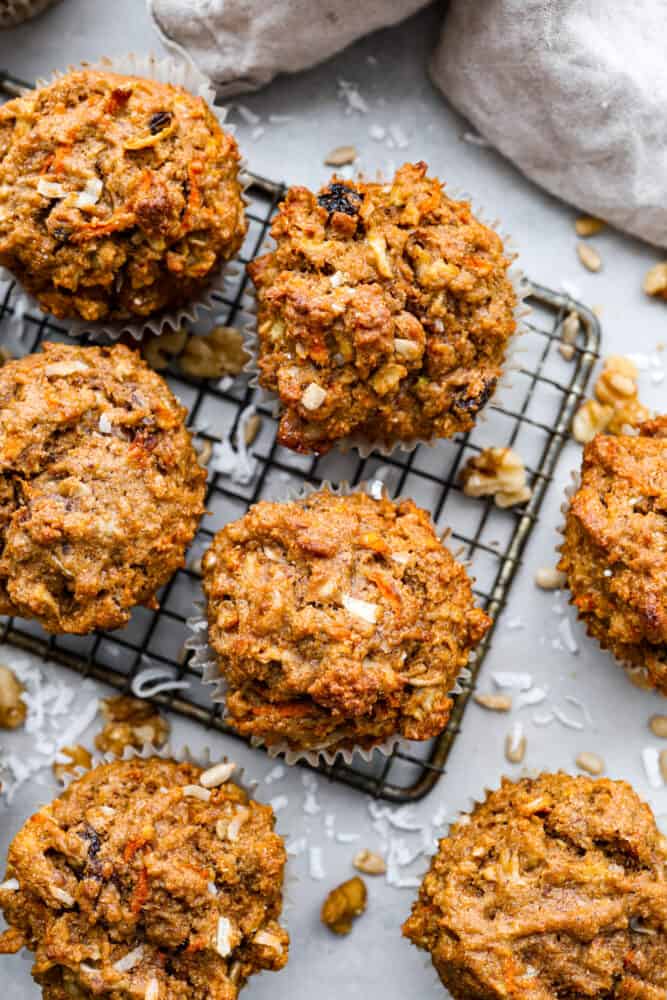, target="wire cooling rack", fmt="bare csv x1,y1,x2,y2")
0,71,600,802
